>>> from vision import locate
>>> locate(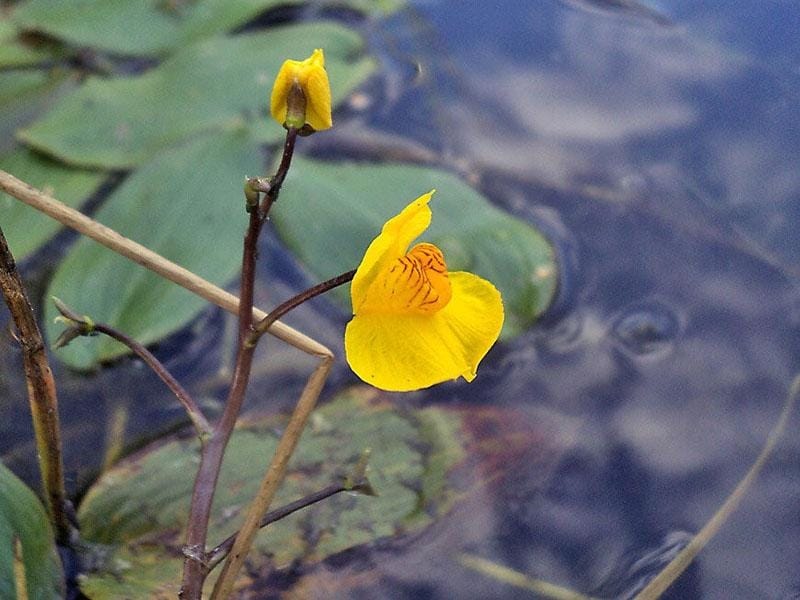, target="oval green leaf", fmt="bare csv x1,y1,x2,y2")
12,0,400,57
272,158,558,339
43,128,262,369
11,0,301,56
0,462,64,599
0,70,74,155
1,148,105,260
76,388,478,597
20,23,375,168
